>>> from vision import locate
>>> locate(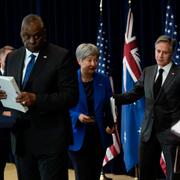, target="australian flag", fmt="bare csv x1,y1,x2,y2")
121,8,144,172
164,0,180,65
